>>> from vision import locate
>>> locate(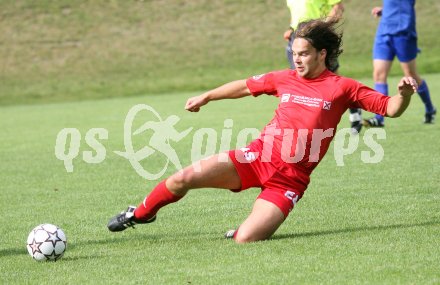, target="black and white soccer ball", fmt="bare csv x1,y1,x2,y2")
26,224,67,261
